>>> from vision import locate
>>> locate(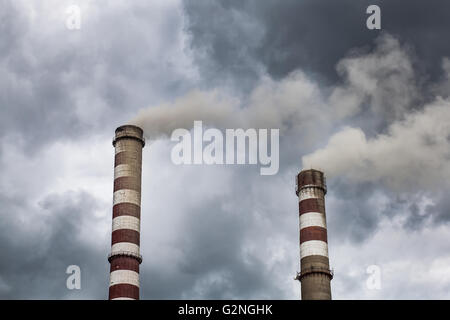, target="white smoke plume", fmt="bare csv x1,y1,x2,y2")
131,90,241,138
302,98,450,191
130,71,329,144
